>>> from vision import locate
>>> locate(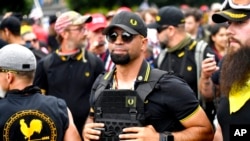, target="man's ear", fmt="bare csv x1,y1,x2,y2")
60,30,70,39
167,26,176,37
4,28,9,37
6,72,14,84
141,37,148,51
